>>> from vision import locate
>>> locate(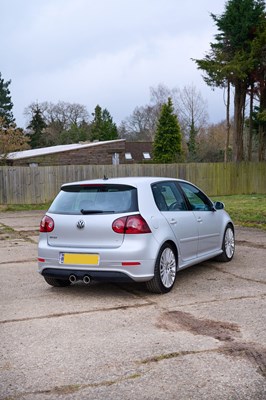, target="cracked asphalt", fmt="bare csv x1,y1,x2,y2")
0,211,265,400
